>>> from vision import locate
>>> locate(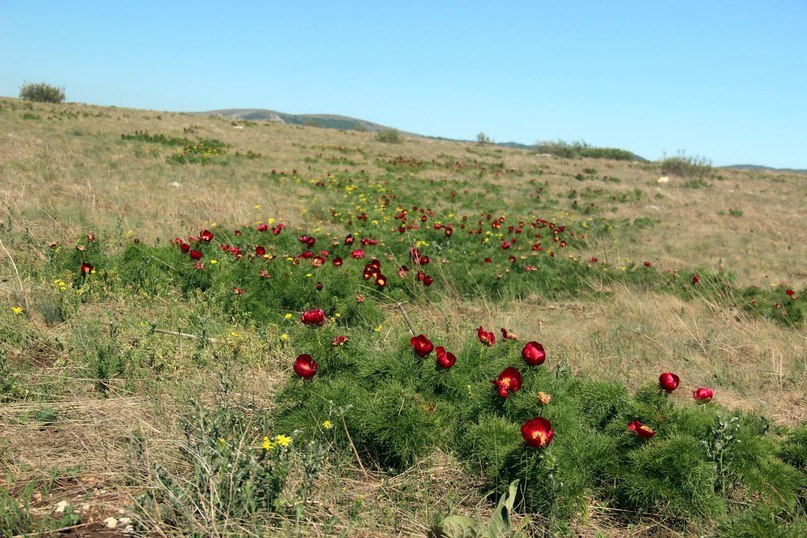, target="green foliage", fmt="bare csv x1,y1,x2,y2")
376,127,402,143
535,140,636,160
430,479,519,538
660,151,714,178
19,82,65,103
